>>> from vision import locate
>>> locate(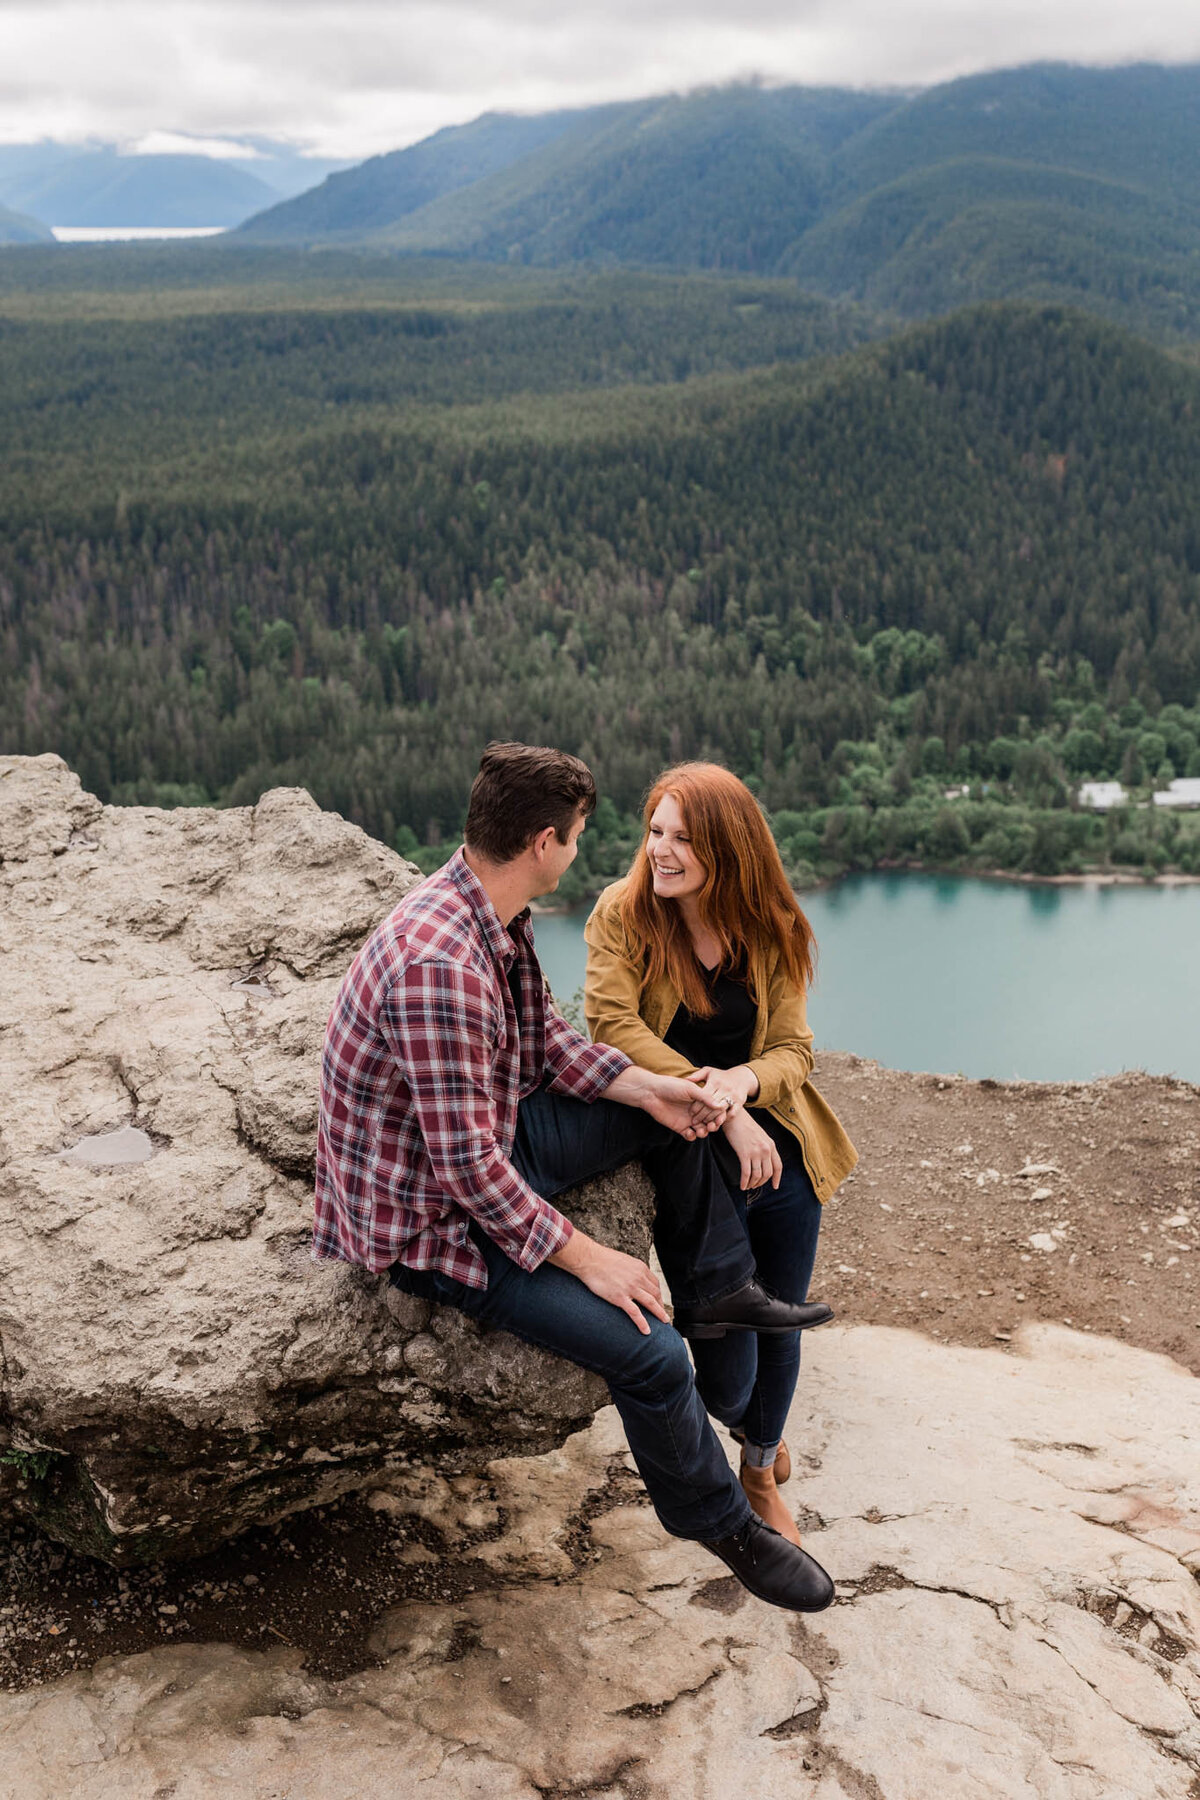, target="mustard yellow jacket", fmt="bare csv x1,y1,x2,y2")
583,879,857,1203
